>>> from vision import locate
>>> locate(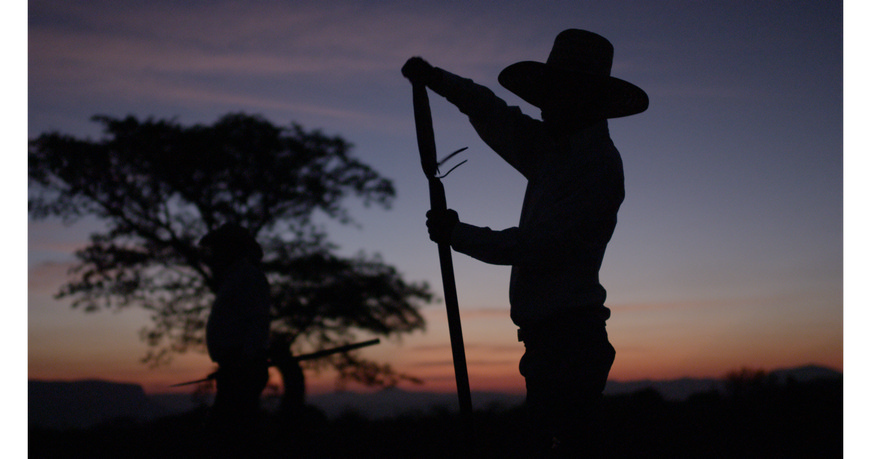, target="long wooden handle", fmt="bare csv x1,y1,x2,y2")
411,82,473,422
